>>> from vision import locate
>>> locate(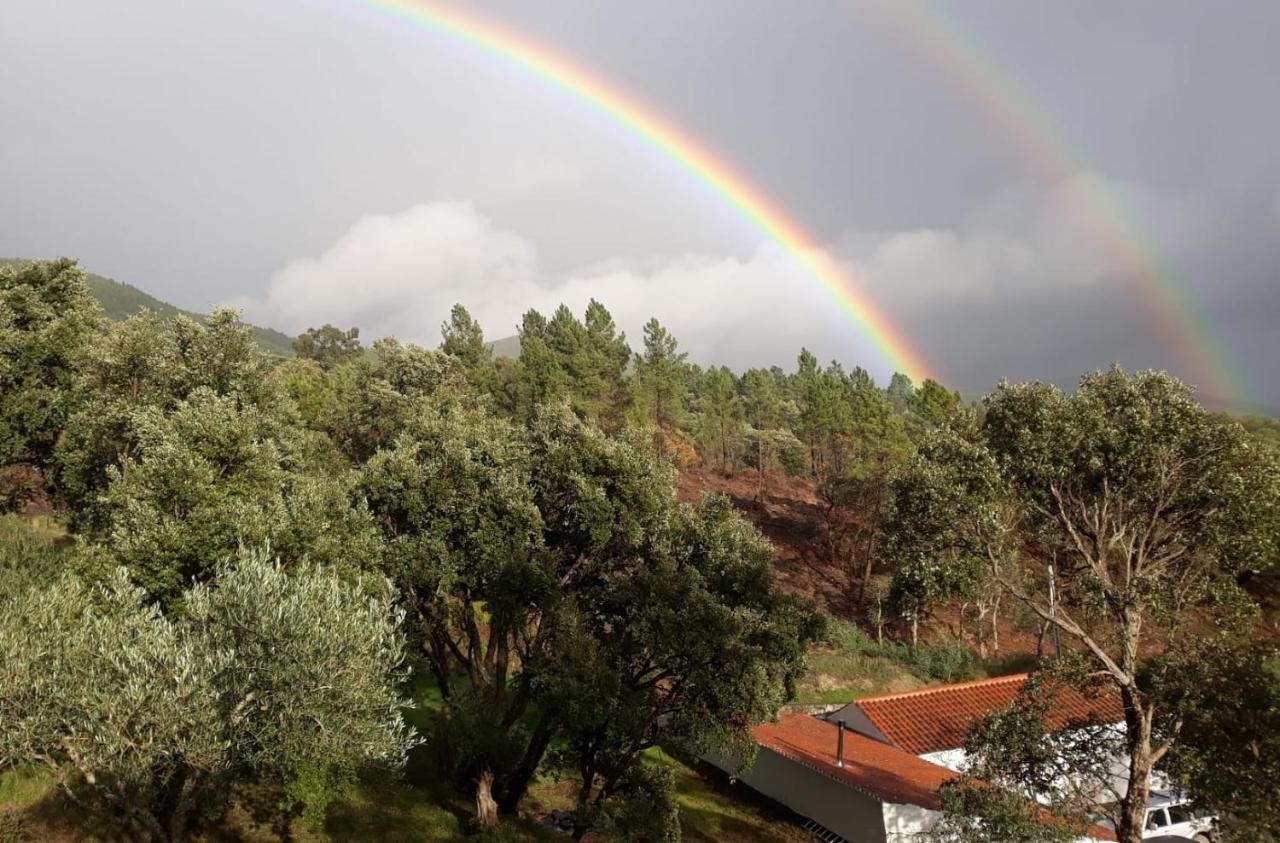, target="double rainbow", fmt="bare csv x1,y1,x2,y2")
351,0,933,383
348,0,1250,403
